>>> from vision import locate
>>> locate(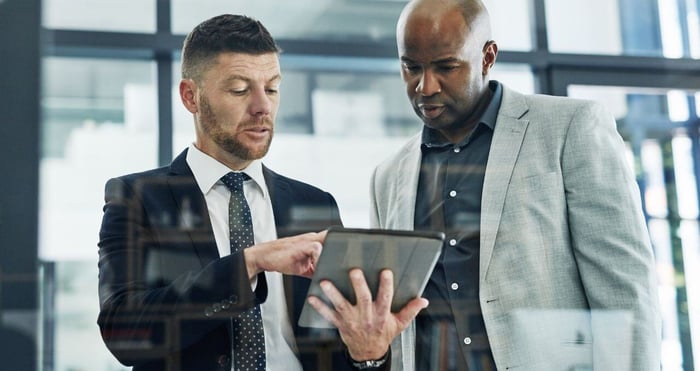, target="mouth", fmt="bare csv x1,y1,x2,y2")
418,104,446,120
241,125,272,139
